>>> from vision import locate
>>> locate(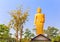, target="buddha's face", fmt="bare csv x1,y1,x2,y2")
37,8,41,13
